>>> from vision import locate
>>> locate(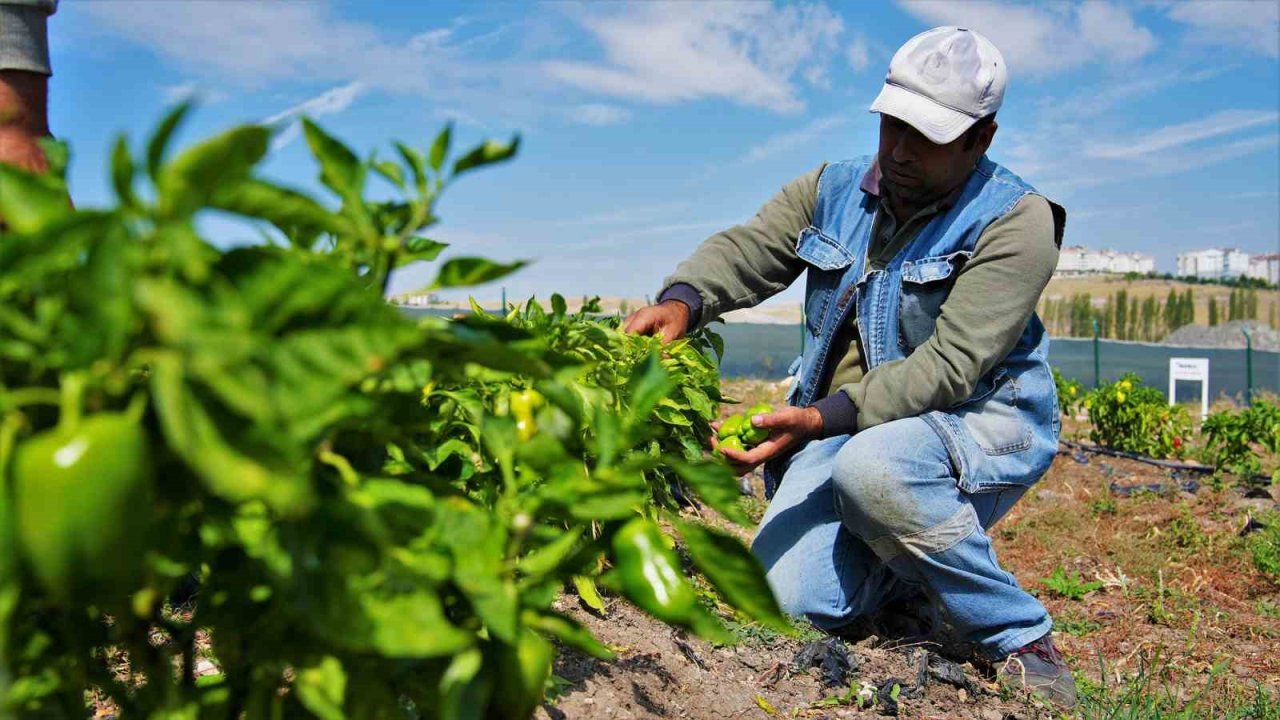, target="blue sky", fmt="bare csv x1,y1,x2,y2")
48,1,1280,303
